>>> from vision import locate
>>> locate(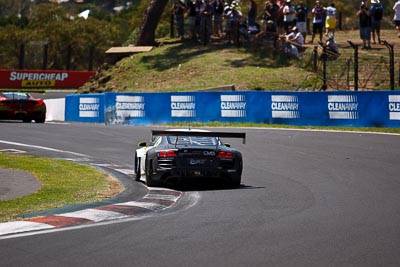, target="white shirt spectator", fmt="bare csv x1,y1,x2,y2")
394,0,400,20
